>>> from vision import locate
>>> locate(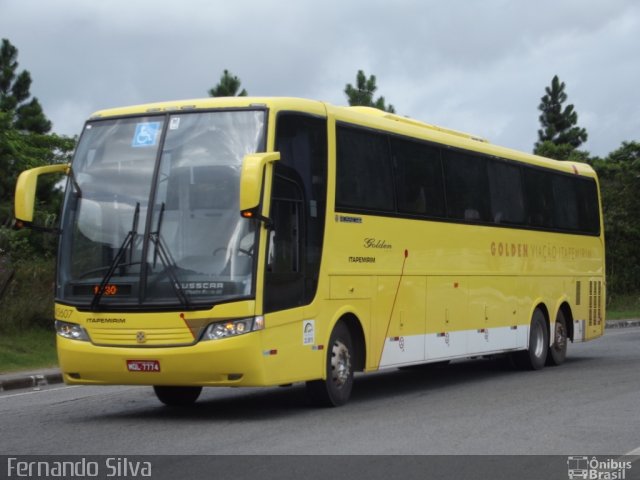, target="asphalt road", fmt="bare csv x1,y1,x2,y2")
1,328,639,457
